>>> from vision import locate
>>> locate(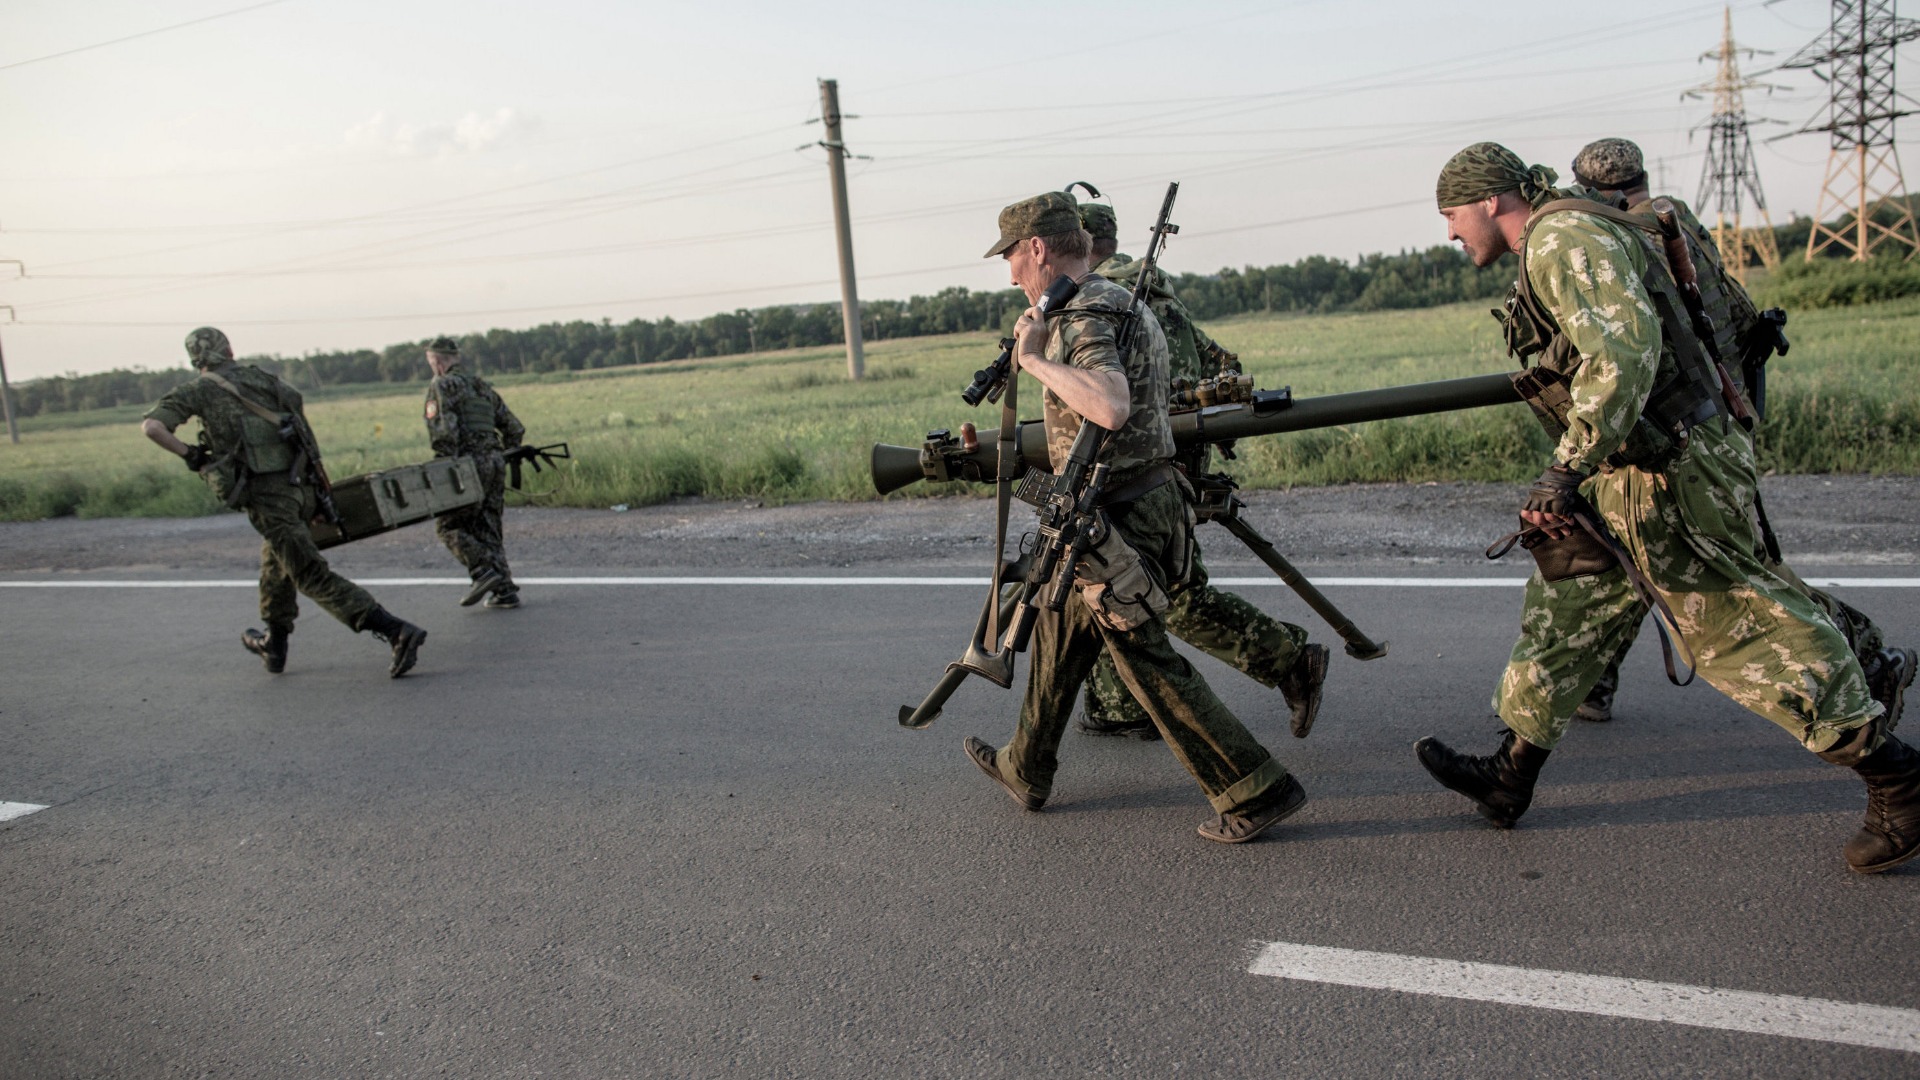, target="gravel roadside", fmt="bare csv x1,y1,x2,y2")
2,474,1915,575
